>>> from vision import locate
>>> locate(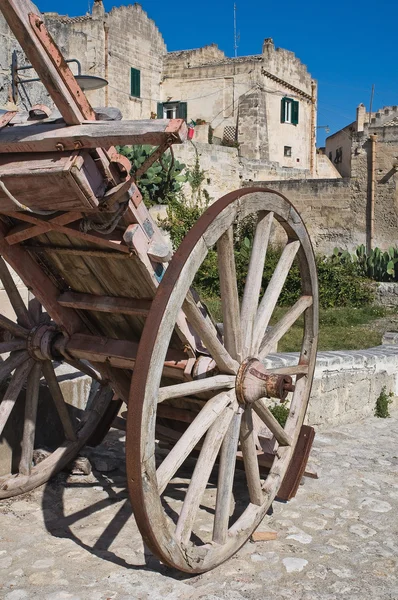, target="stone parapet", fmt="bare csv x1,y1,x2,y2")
263,346,398,428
